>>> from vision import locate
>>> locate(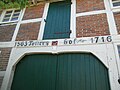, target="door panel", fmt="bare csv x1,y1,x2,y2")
11,53,110,90
43,1,71,39
56,53,110,90
56,54,72,90
11,54,57,90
